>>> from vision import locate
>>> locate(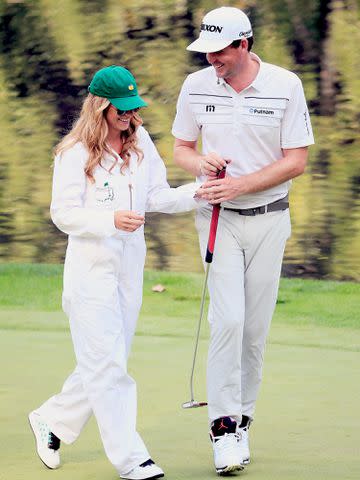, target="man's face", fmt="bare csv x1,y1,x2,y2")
206,43,245,79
